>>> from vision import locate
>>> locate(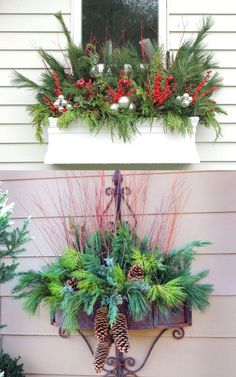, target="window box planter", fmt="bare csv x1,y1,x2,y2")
52,304,192,332
44,117,200,164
